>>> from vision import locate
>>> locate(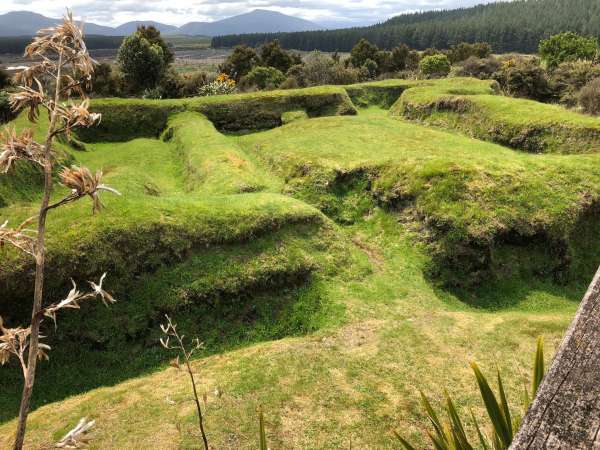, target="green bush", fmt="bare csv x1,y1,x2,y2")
493,58,551,101
242,66,286,90
117,30,166,92
419,54,451,78
458,56,501,79
158,68,185,99
294,52,360,87
539,32,600,69
390,44,410,71
180,72,209,97
90,62,121,97
578,77,600,115
0,90,15,124
350,39,379,68
374,50,393,73
220,45,260,81
0,67,10,89
447,42,492,63
362,58,379,79
260,40,299,74
406,51,421,71
550,60,600,106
